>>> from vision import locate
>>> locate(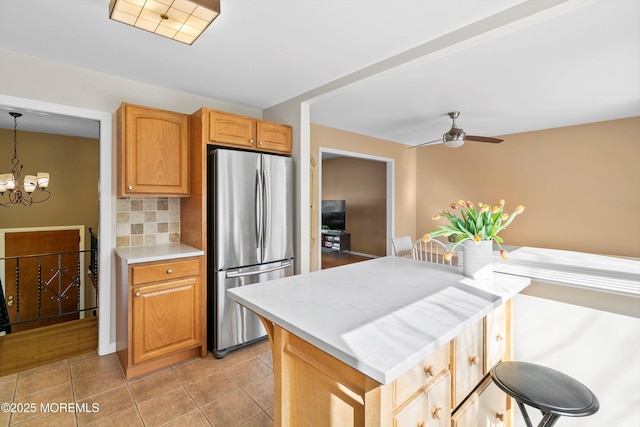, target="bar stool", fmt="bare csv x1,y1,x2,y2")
490,361,599,427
